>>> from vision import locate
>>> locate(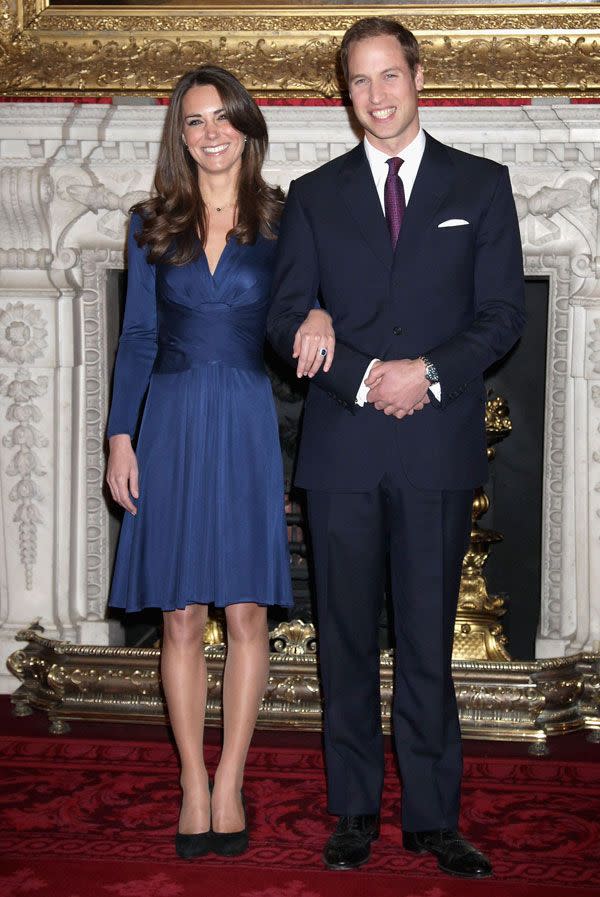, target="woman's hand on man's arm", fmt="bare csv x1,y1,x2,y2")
292,309,335,378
